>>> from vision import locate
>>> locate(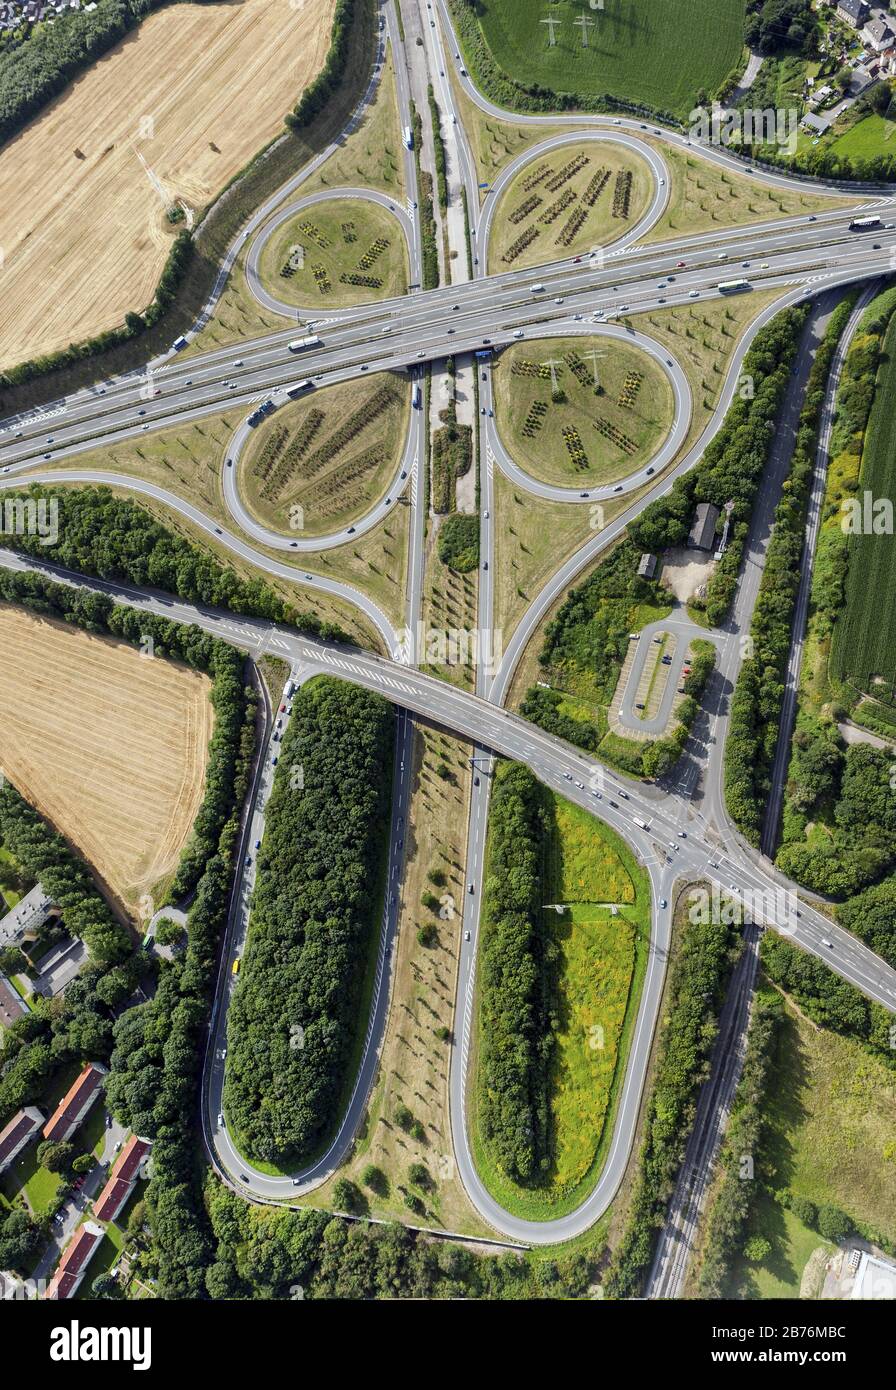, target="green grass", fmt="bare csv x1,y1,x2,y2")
831,313,896,695
471,790,650,1221
1,1147,62,1217
470,0,745,120
256,198,408,311
238,372,409,539
729,991,896,1297
488,142,652,273
492,336,674,487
